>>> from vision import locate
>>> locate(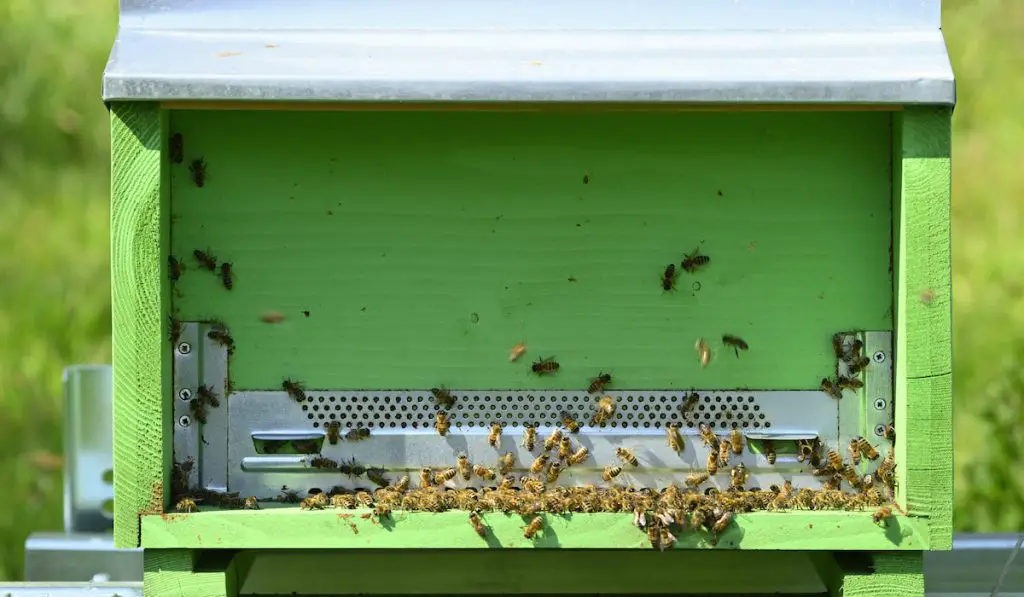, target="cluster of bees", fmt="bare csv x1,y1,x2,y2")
820,334,871,400
660,246,711,291
169,132,208,189
167,249,233,291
